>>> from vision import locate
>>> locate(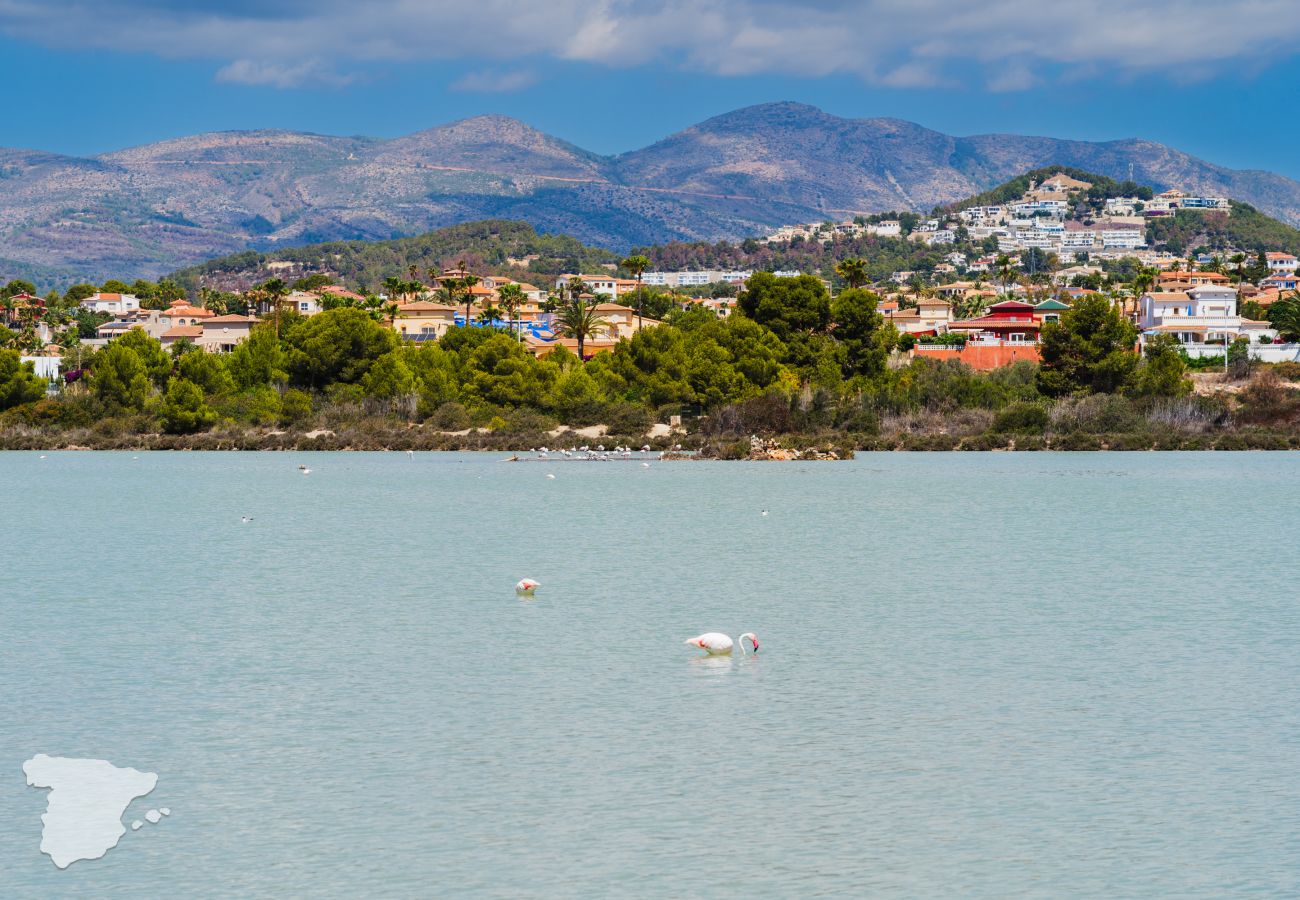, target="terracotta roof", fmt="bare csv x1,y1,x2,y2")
205,314,259,324
163,304,214,318
398,301,458,313
161,325,203,339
